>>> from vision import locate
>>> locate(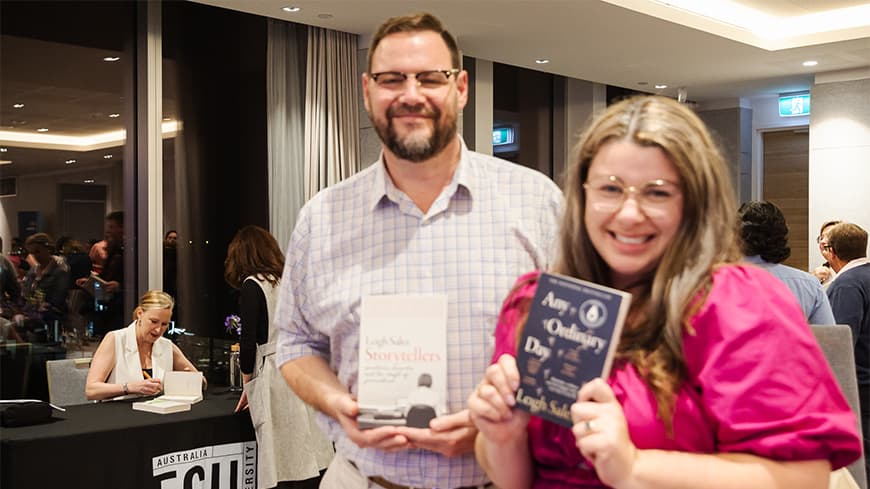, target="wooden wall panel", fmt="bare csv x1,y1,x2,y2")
763,130,809,270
